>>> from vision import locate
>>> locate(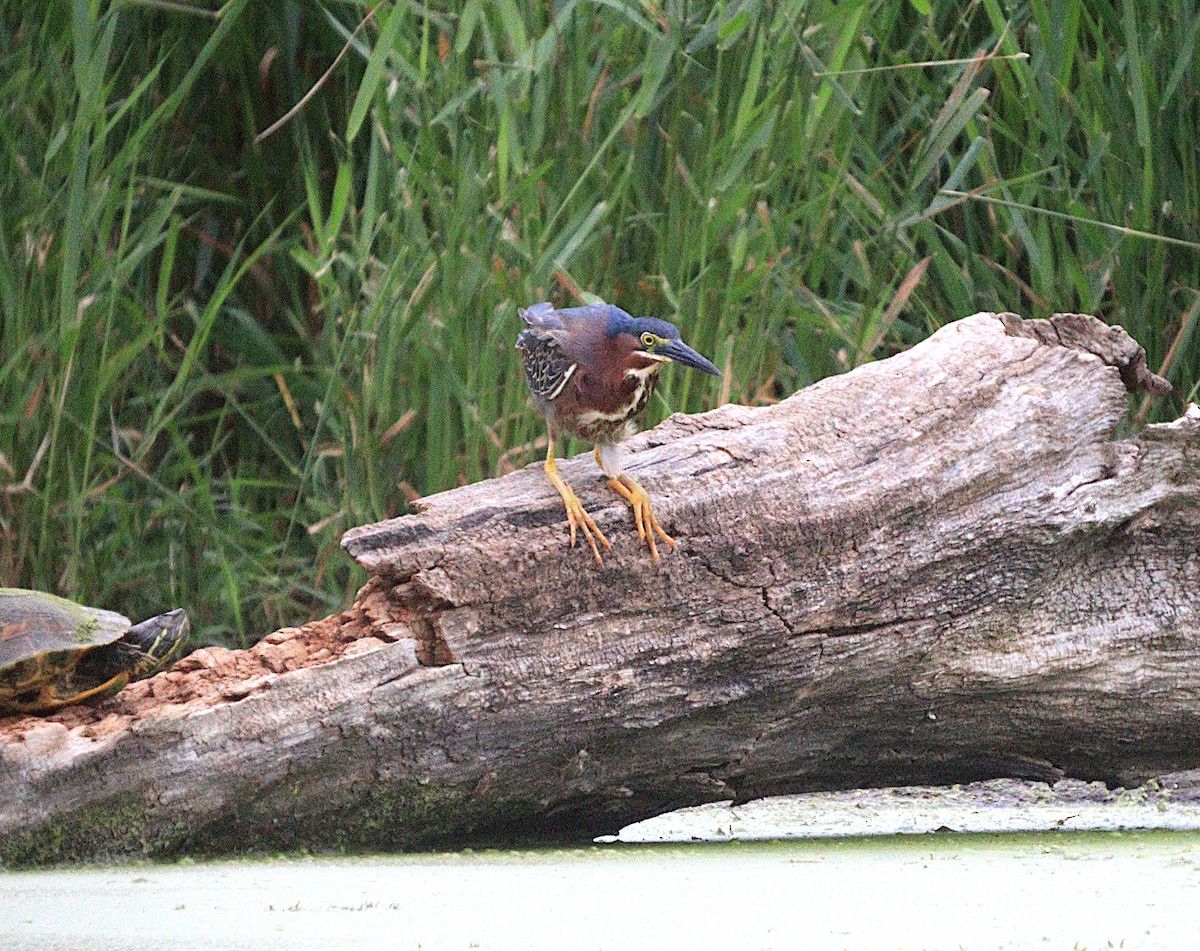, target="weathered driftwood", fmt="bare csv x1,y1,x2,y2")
1,312,1197,865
